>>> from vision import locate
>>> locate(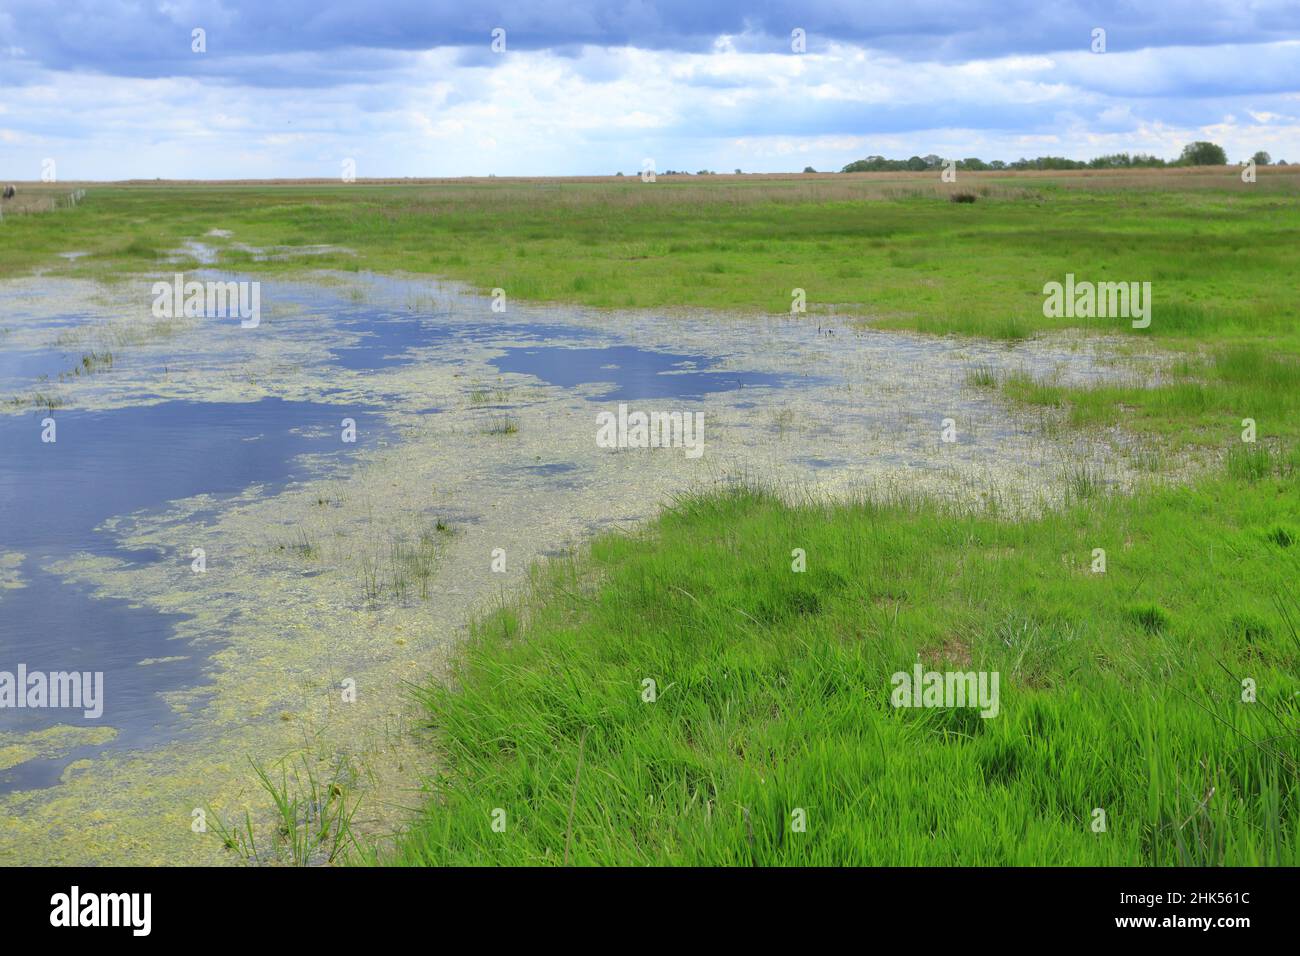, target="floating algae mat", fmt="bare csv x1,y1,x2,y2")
0,265,1162,863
